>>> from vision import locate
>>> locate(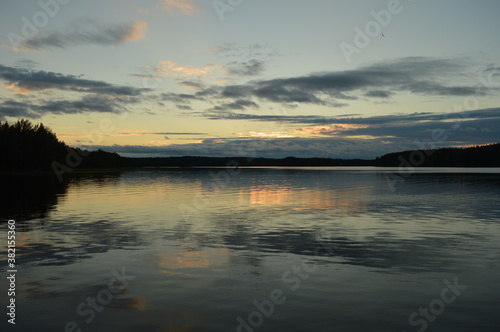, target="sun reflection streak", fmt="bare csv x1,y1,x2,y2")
239,184,370,213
